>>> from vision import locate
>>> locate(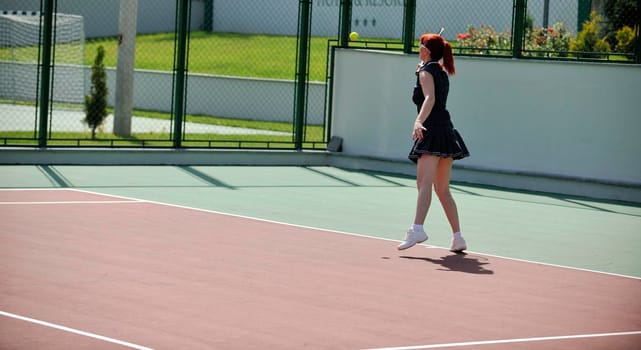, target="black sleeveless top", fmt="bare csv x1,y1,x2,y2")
411,61,452,127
